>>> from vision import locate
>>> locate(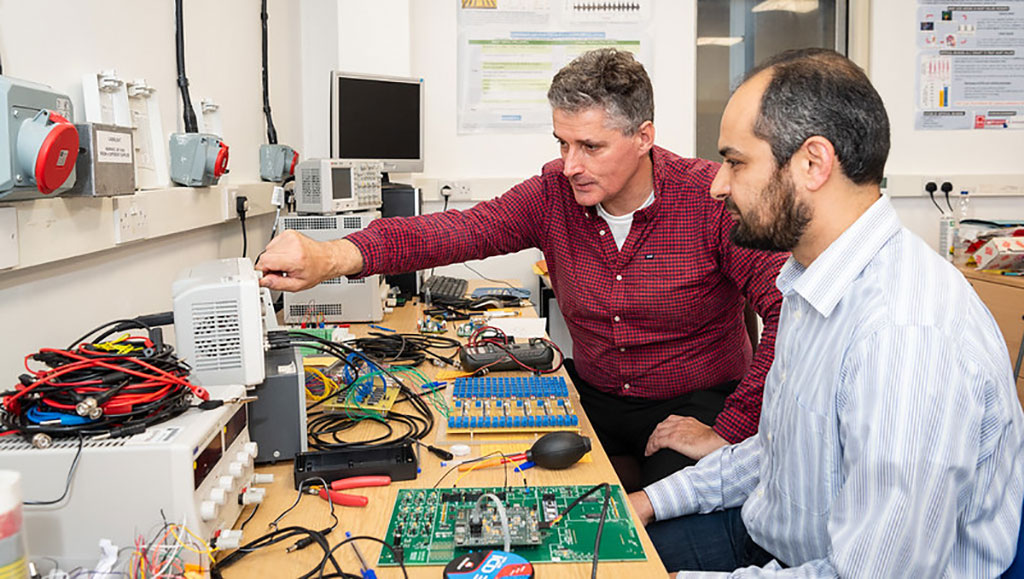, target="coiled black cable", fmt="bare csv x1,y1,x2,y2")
348,333,460,367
